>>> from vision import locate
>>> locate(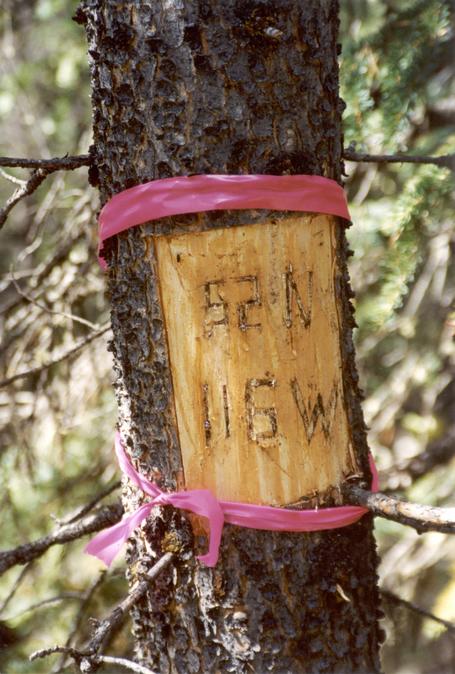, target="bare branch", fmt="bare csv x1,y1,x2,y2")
0,230,85,319
10,271,101,331
0,503,123,575
53,571,108,674
343,148,455,171
0,168,27,186
343,485,455,534
0,562,34,614
84,552,174,655
56,481,122,526
32,648,159,674
30,645,85,663
0,155,91,170
0,268,35,286
381,588,455,633
9,592,83,620
0,323,111,388
30,553,174,672
0,168,50,230
0,154,91,229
